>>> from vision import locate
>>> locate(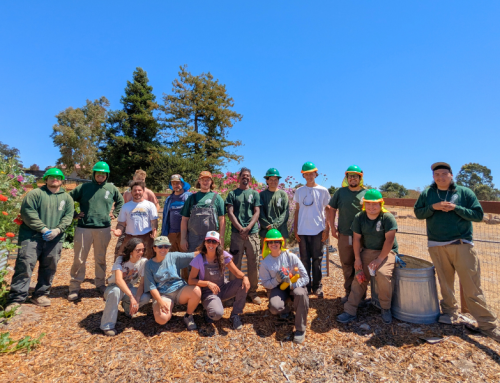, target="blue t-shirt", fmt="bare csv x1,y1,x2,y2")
169,194,187,233
144,252,196,295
